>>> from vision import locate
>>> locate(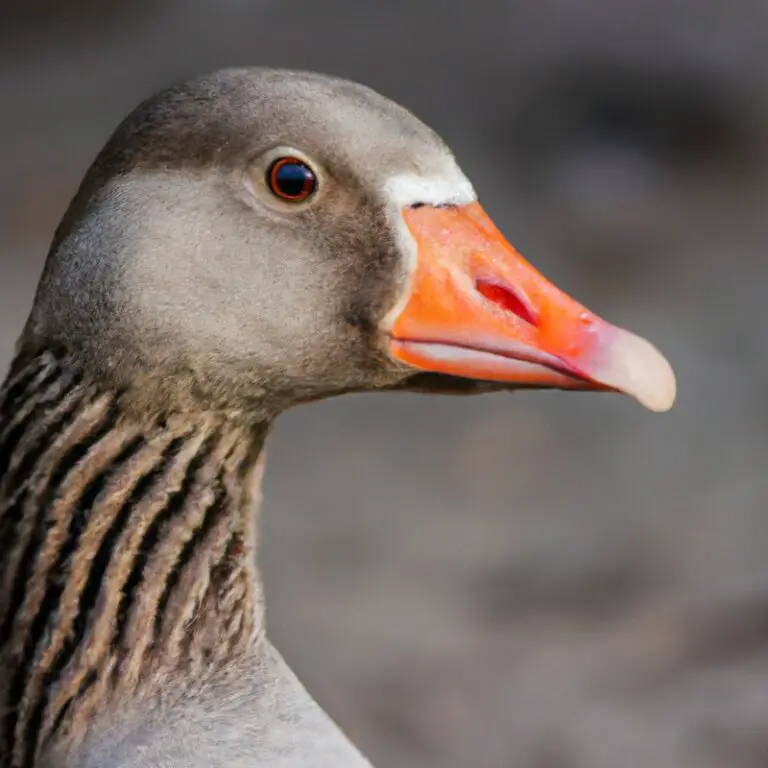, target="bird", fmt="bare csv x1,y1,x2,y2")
0,67,676,768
